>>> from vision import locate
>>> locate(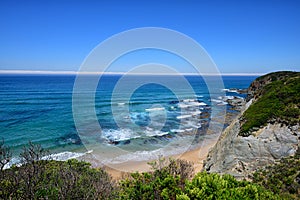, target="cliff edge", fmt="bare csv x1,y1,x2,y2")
204,71,300,179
